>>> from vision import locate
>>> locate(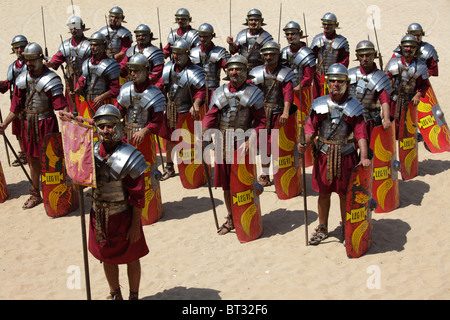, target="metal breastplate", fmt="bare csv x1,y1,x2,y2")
200,52,221,89
236,29,272,68
167,68,193,113
218,86,252,131
7,60,26,83
99,26,131,56
26,76,52,118
263,74,283,113
60,39,91,77
318,40,339,74
167,29,200,49
348,69,379,111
